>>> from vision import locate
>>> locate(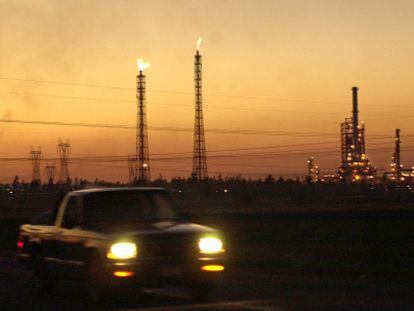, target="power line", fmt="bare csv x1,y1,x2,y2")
149,144,414,161
0,118,360,137
0,77,133,90
3,90,414,118
2,76,412,109
68,162,306,177
0,91,137,104
69,140,341,158
0,117,398,140
0,135,404,163
0,77,347,104
0,91,344,116
0,141,410,164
